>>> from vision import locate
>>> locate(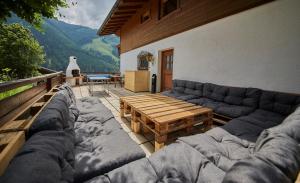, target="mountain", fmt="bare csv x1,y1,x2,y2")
7,17,120,73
